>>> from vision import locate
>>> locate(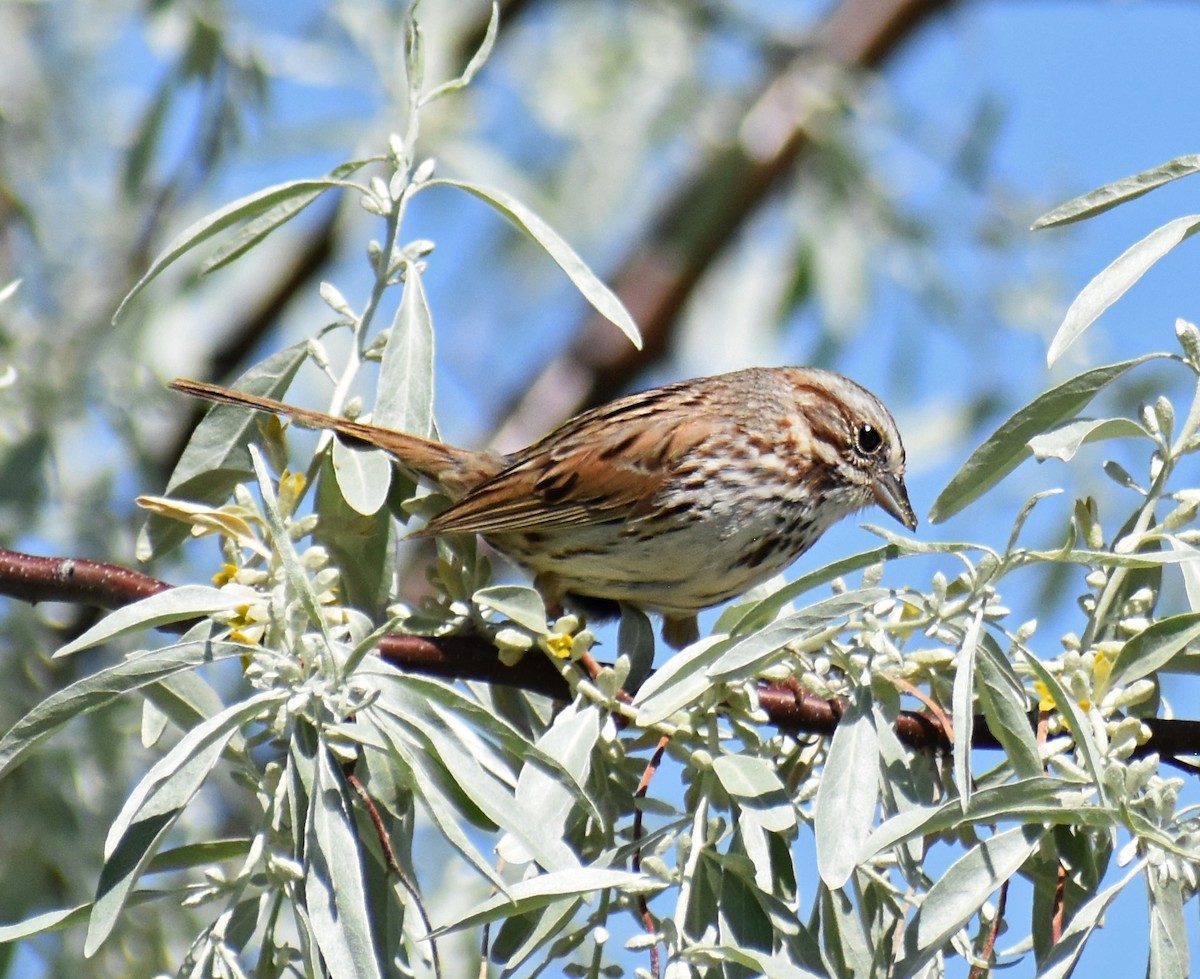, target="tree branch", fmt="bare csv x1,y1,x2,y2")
3,544,1197,768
